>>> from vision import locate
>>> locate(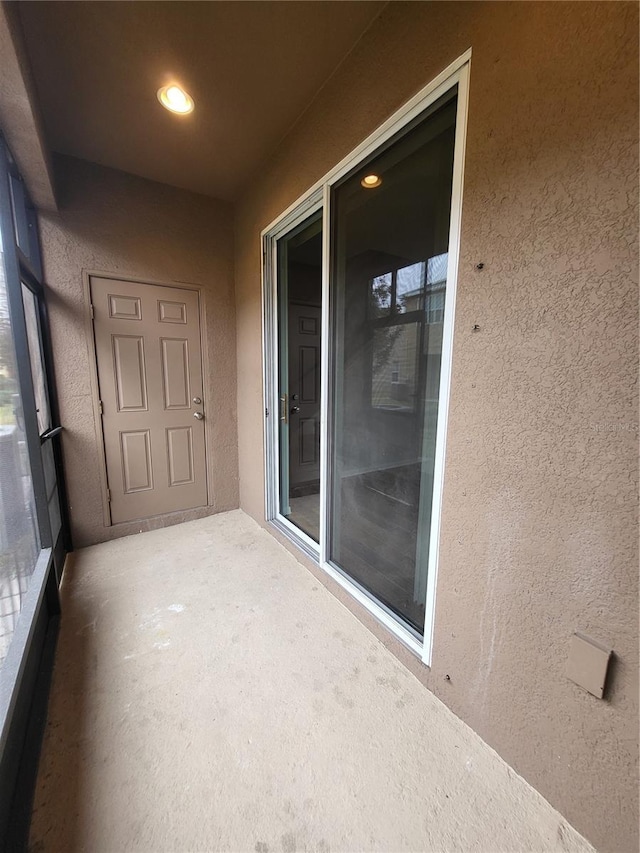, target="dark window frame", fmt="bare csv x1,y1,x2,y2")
0,135,70,849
